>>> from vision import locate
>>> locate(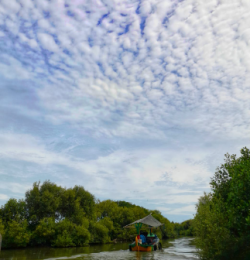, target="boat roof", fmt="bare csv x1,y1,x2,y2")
124,214,163,228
